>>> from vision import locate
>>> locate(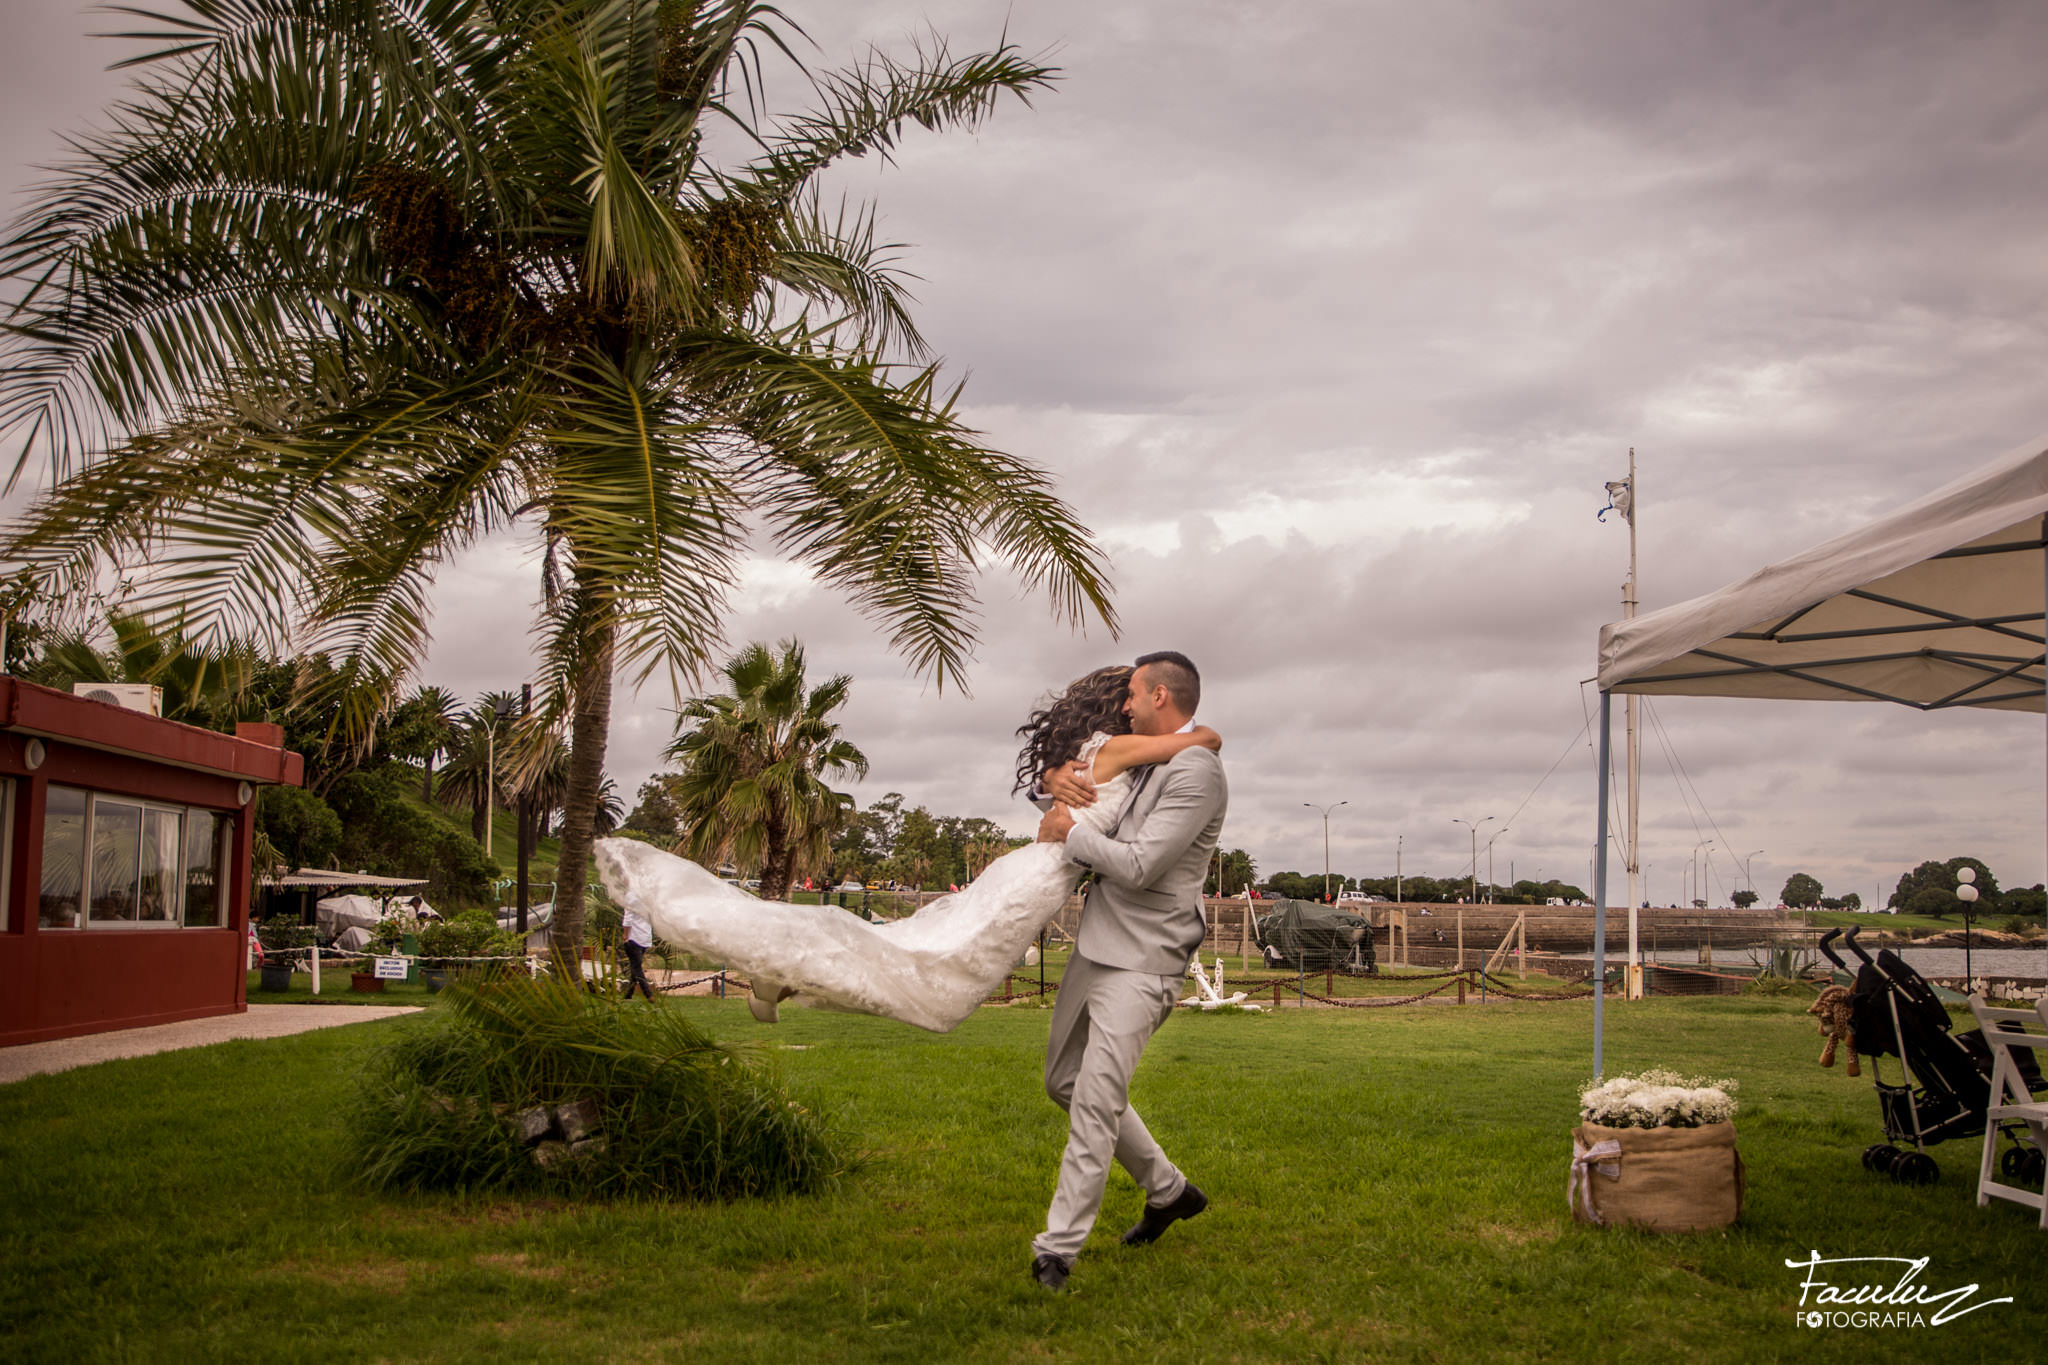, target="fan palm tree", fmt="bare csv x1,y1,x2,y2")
0,1,1116,949
667,639,866,900
30,610,260,730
